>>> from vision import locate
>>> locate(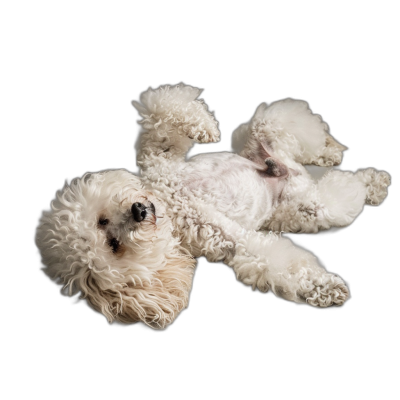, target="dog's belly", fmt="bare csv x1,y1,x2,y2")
181,152,285,230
